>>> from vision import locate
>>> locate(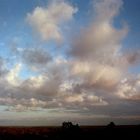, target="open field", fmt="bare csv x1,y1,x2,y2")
0,125,139,139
